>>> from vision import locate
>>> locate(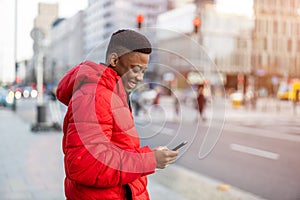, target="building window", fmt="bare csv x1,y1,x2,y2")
282,21,286,35
297,40,300,52
273,21,278,34
297,22,300,35
273,38,278,52
296,56,300,70
286,21,292,36
261,19,266,33
287,39,292,52
237,39,247,49
256,19,261,33
264,38,268,50
262,53,268,66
